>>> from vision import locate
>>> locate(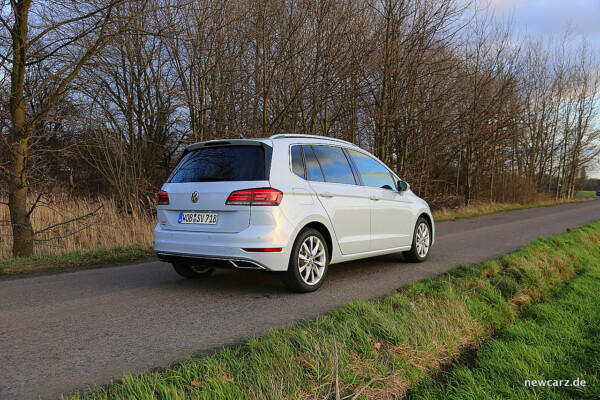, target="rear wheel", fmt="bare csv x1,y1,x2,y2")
172,262,215,279
403,217,431,262
281,228,329,293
